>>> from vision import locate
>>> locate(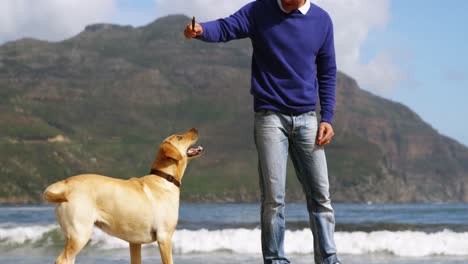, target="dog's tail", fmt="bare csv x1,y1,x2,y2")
43,181,69,203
